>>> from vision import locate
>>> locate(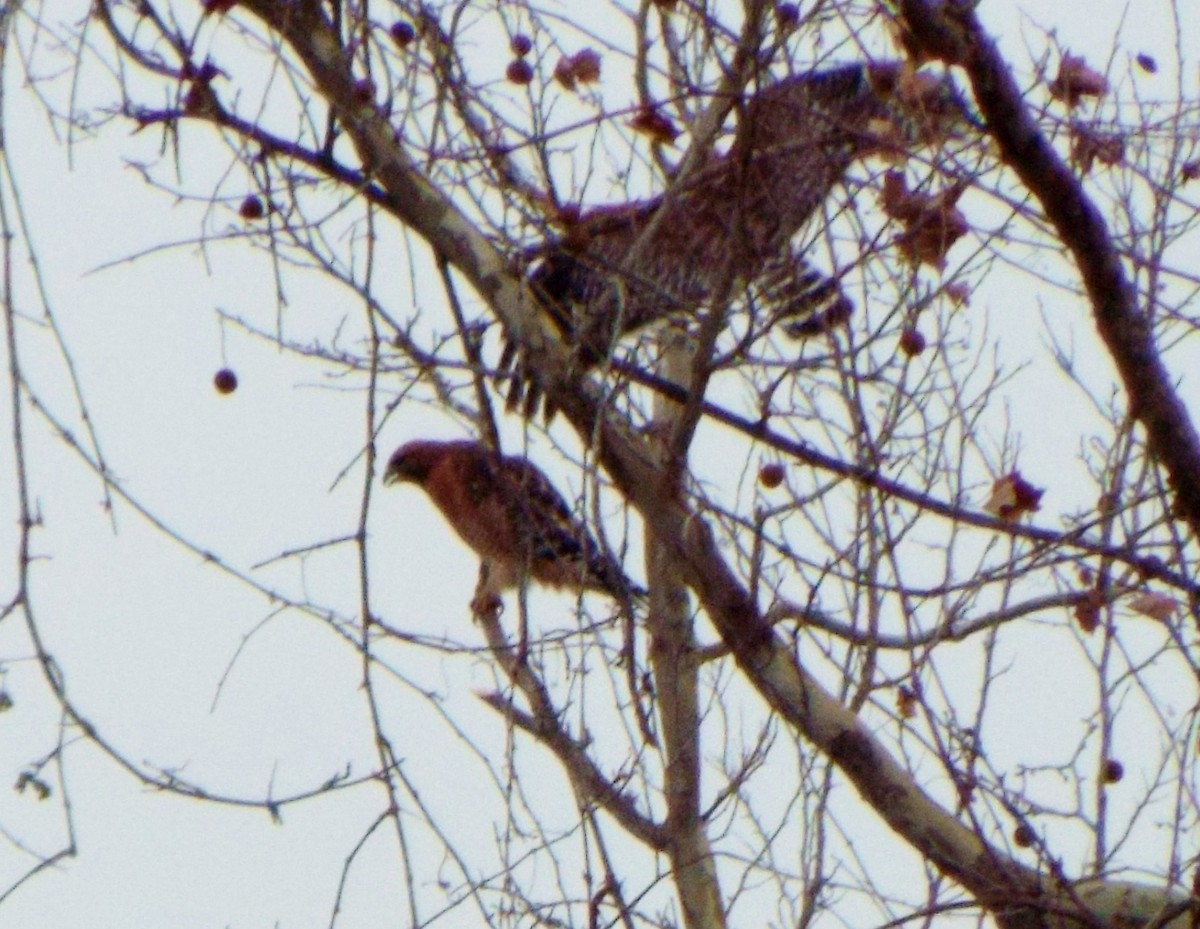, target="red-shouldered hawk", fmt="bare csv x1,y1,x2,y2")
504,62,974,412
383,440,634,610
